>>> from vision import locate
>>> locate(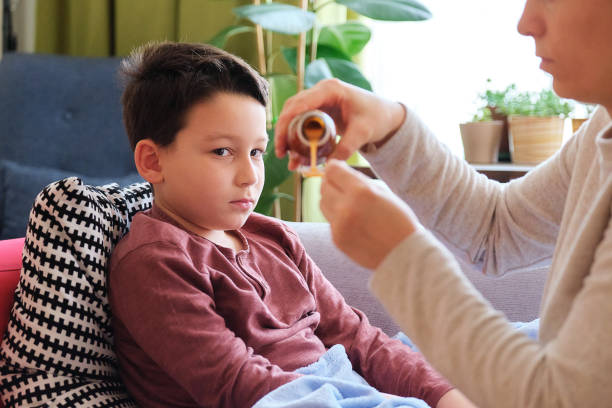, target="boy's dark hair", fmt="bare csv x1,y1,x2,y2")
120,41,269,151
